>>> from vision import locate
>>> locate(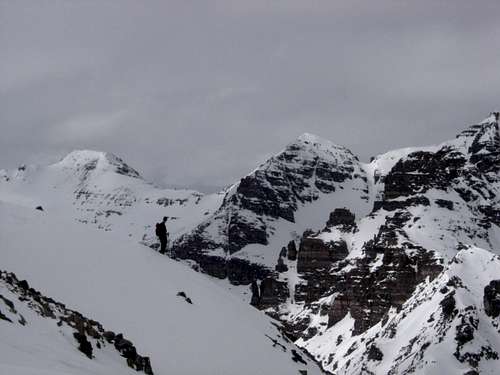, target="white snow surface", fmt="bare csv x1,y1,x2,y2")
0,274,140,375
0,200,322,375
0,150,224,245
